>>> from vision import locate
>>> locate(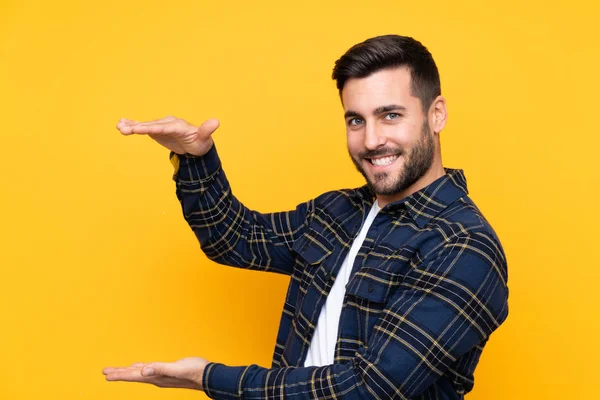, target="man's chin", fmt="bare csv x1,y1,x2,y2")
366,178,397,196
355,164,402,194
371,186,399,197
